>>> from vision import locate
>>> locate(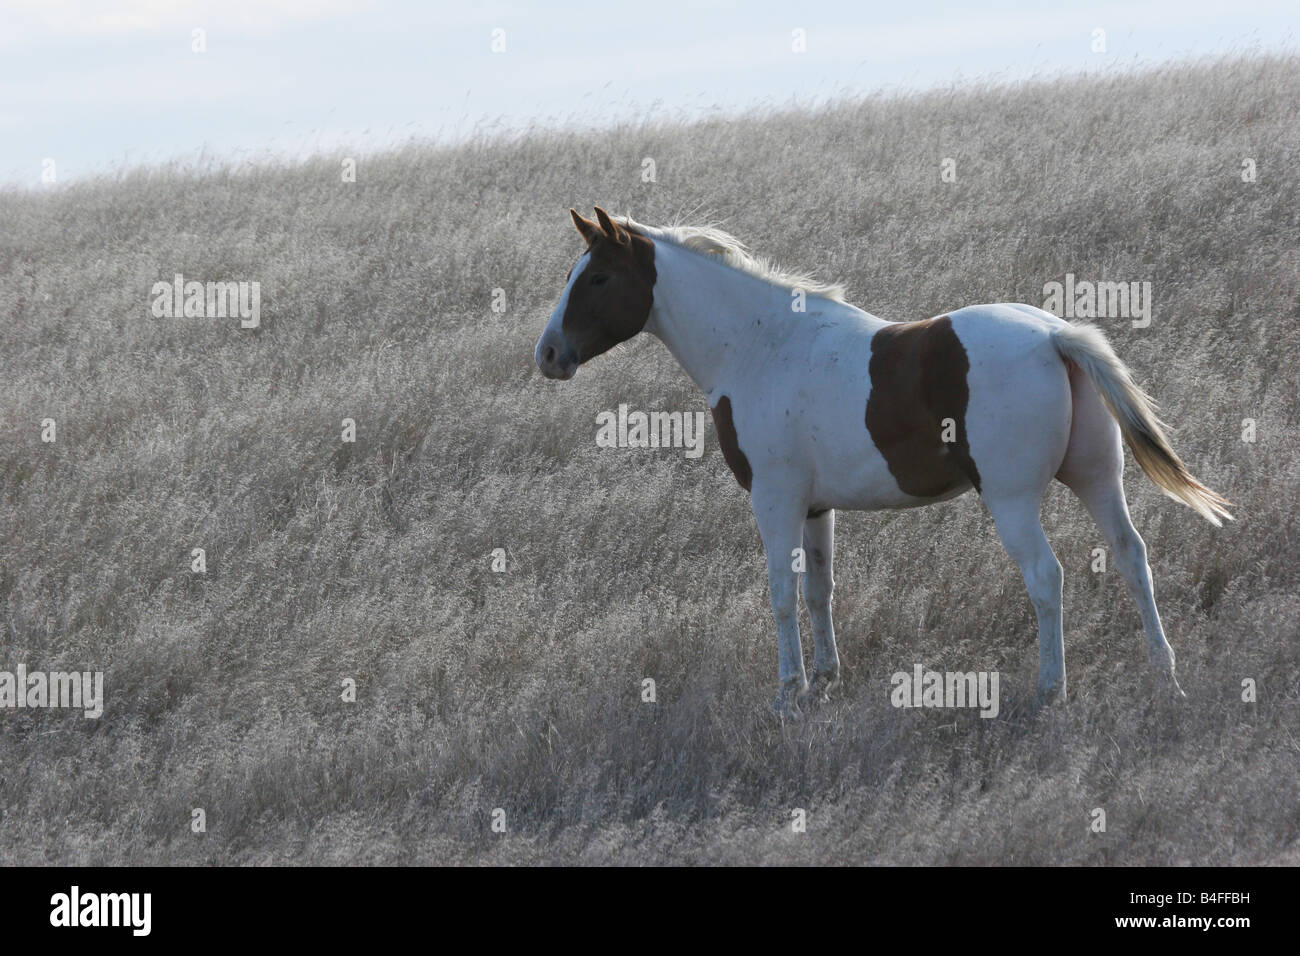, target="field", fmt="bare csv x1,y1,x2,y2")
1,54,1297,865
